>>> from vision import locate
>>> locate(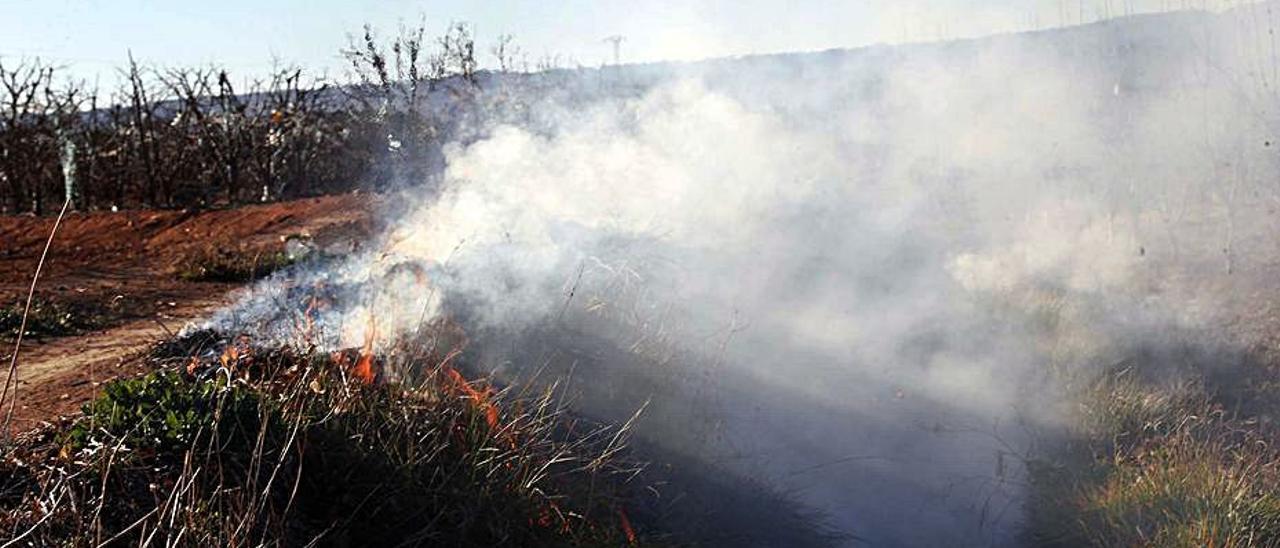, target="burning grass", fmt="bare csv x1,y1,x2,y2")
0,332,649,546
1025,371,1280,547
0,250,845,546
